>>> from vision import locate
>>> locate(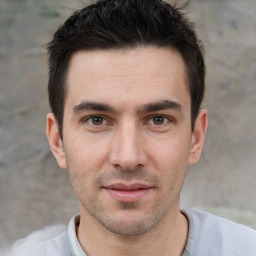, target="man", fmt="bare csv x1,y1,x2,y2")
7,0,256,255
